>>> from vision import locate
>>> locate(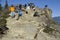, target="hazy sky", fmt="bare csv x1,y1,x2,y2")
0,0,60,17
